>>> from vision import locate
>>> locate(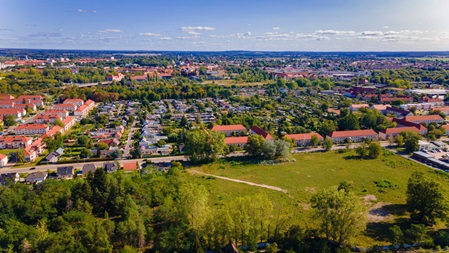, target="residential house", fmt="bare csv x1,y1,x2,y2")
0,173,19,185
99,138,119,148
379,127,421,140
328,129,378,144
42,109,69,118
249,126,274,140
15,124,49,135
26,172,48,184
285,132,324,147
0,154,8,167
82,163,97,175
57,166,75,179
225,137,248,148
54,103,77,112
392,118,428,135
0,136,32,149
63,98,84,107
123,162,139,172
35,114,63,124
212,124,247,137
43,152,59,163
442,125,449,135
350,104,369,112
62,116,75,132
403,115,445,124
0,108,24,118
385,107,413,118
104,162,118,173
